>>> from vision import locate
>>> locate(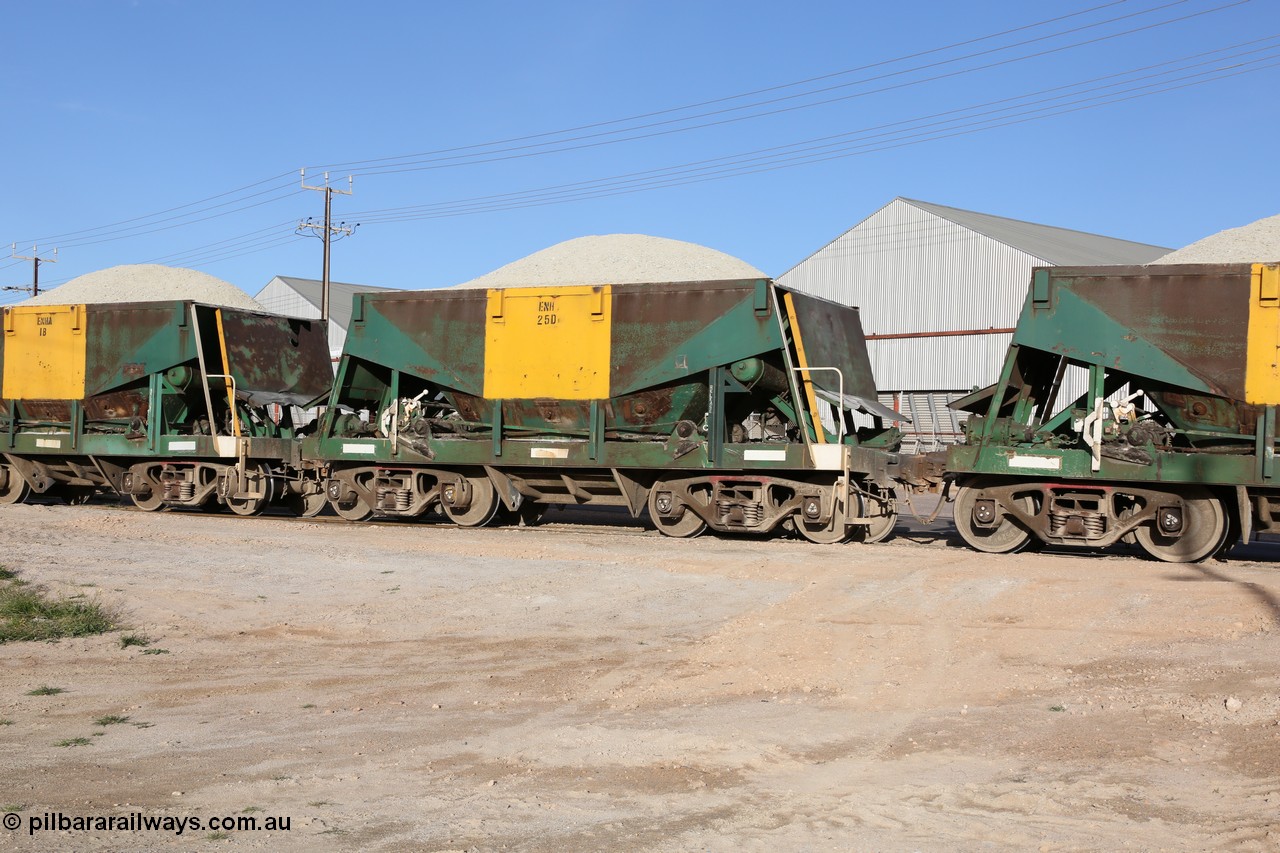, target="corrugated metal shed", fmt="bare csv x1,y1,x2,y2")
778,198,1170,451
254,276,399,358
